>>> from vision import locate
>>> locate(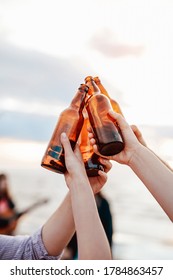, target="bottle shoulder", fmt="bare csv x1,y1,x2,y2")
88,93,109,102
110,98,118,105
60,106,81,116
